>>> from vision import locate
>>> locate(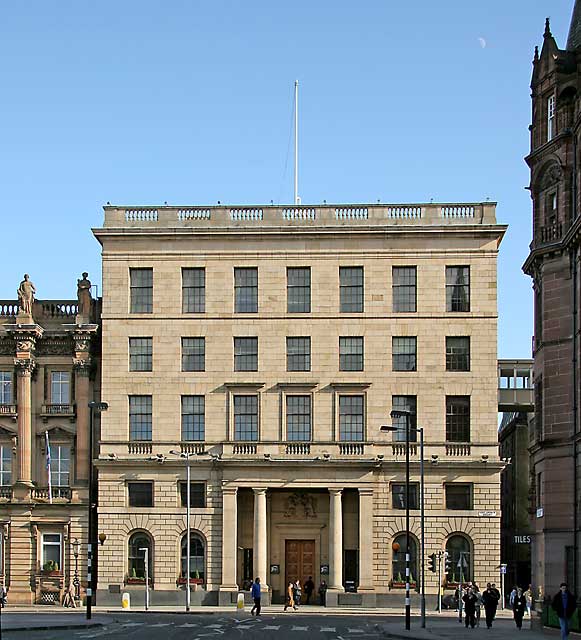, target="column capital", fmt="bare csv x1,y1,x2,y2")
329,488,343,496
252,487,268,495
222,485,238,496
73,357,93,377
14,358,36,376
